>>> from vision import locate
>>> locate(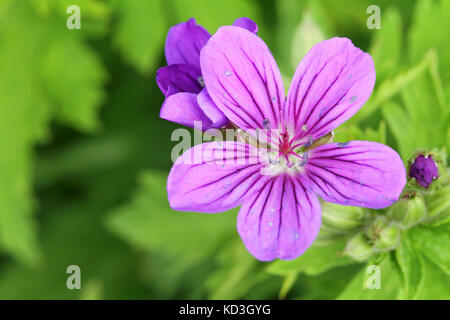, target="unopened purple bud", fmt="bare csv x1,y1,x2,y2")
409,155,439,188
